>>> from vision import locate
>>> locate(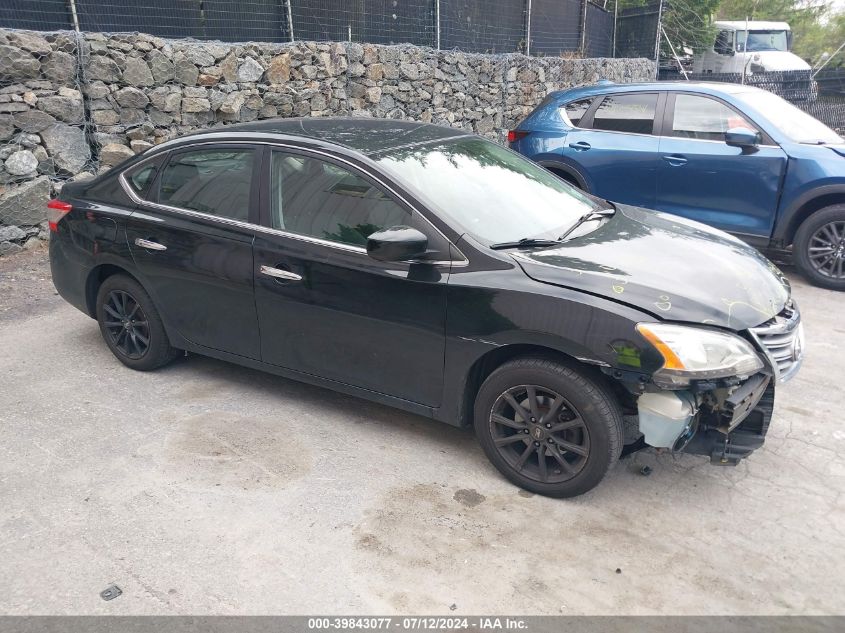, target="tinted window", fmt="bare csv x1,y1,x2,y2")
672,94,757,142
270,151,408,247
561,98,593,127
126,161,159,196
158,149,254,221
714,30,734,55
591,94,657,134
